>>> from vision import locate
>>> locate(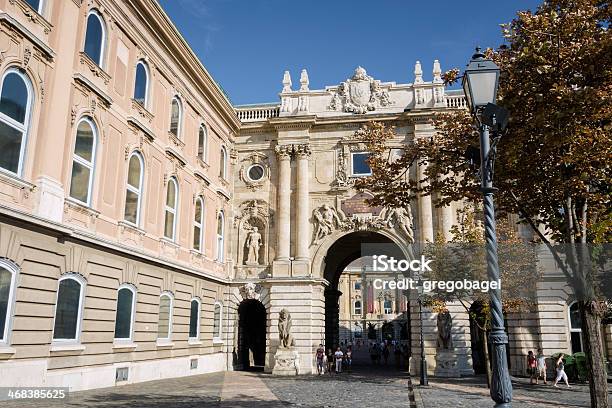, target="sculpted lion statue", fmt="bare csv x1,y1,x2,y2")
278,308,295,349
437,310,453,350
